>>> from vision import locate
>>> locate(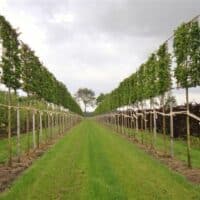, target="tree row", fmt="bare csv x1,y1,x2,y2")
95,17,200,114
0,15,82,114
